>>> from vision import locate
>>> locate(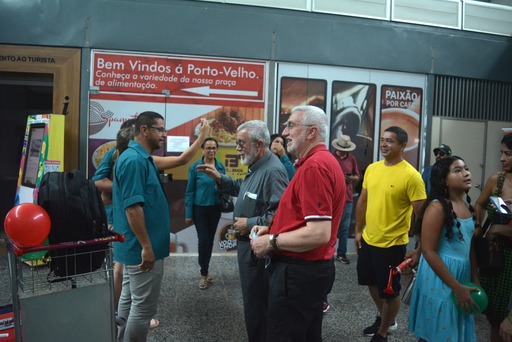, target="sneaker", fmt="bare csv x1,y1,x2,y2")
370,333,388,342
336,255,350,264
322,302,330,313
363,315,397,336
389,320,398,331
363,315,381,336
